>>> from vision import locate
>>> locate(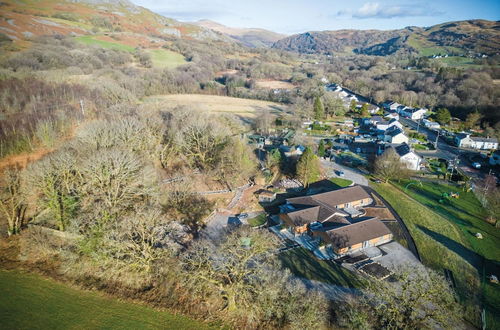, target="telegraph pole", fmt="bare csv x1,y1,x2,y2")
80,99,85,117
